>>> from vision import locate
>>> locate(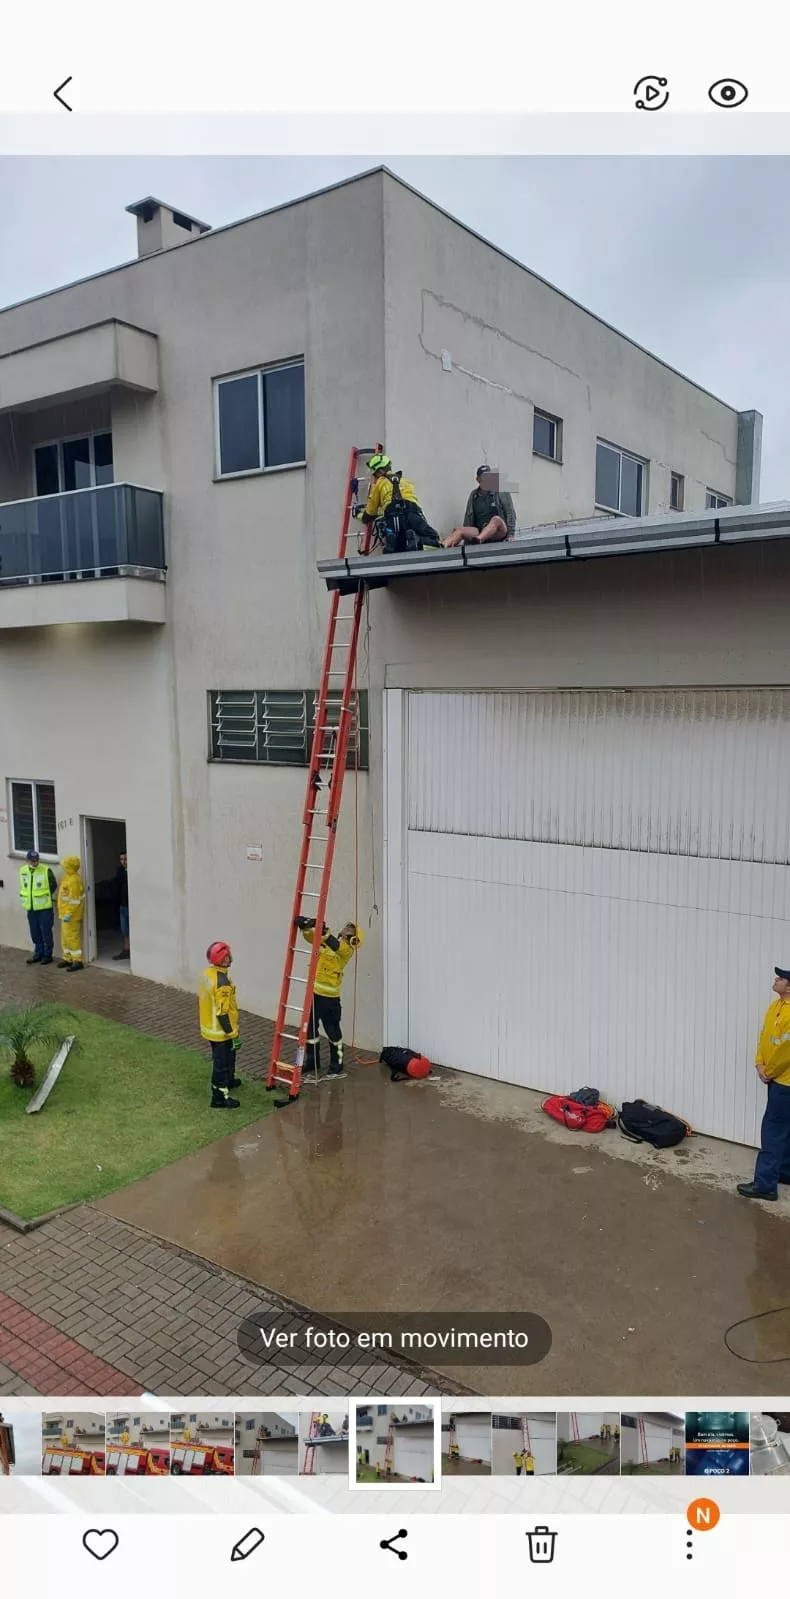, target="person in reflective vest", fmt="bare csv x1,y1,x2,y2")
19,850,58,966
513,1448,525,1475
198,941,242,1109
57,856,86,972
